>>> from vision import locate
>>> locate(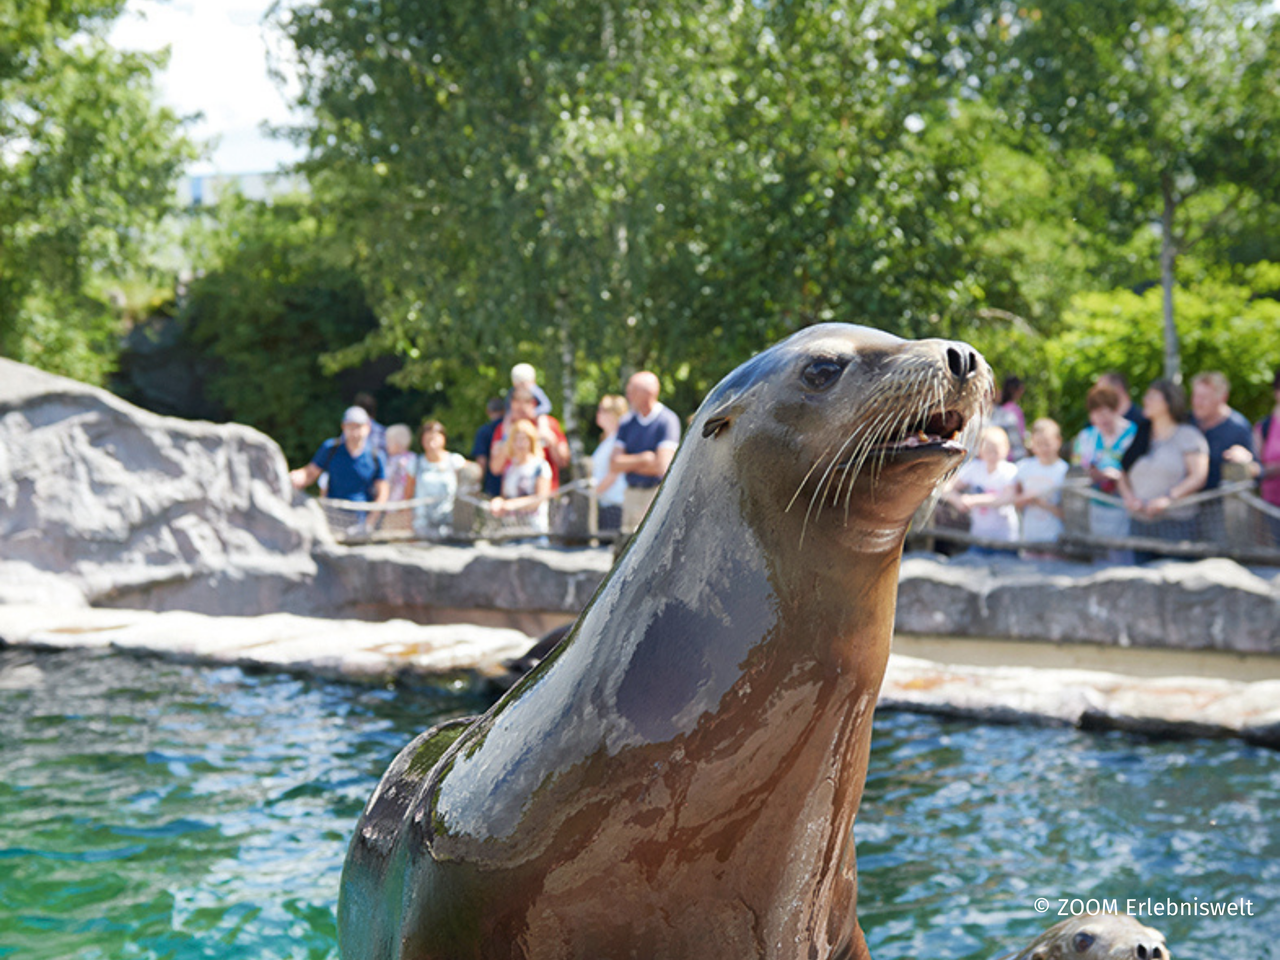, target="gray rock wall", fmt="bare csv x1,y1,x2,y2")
0,358,330,613
896,555,1280,655
315,542,611,618
310,547,1280,655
